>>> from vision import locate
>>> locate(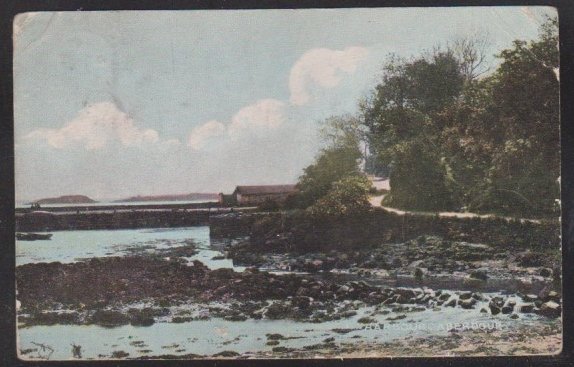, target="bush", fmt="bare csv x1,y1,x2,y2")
307,175,372,217
258,199,280,212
